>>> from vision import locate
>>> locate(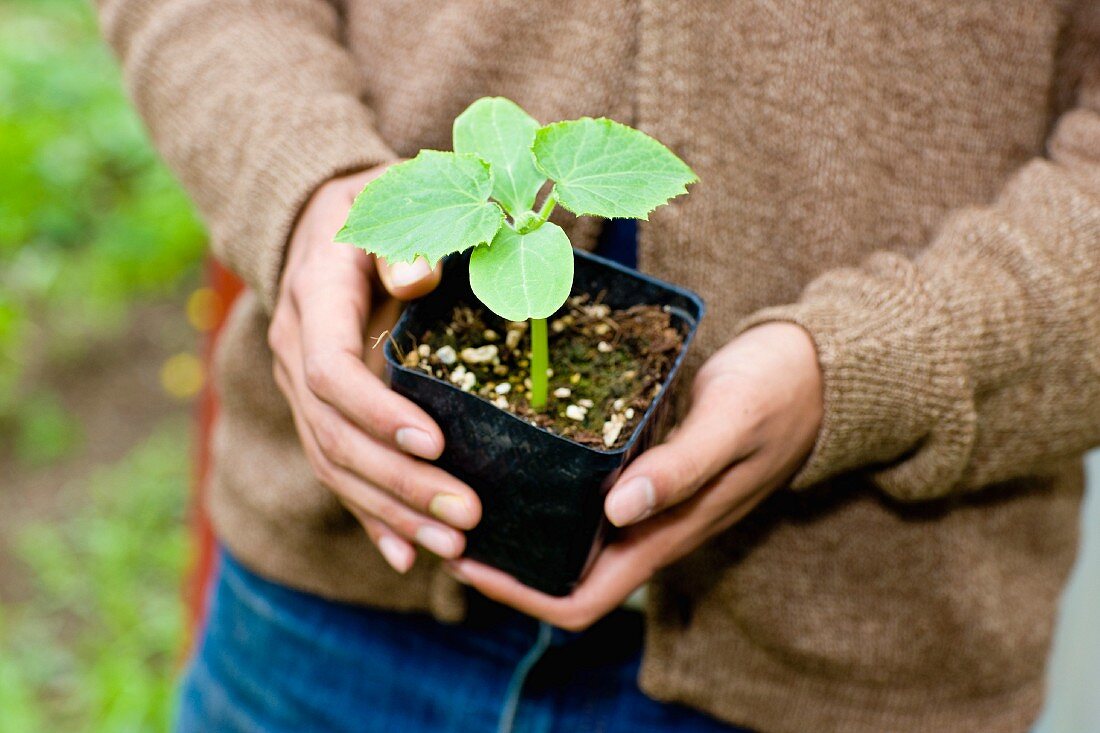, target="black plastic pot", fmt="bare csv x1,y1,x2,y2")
384,247,704,596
